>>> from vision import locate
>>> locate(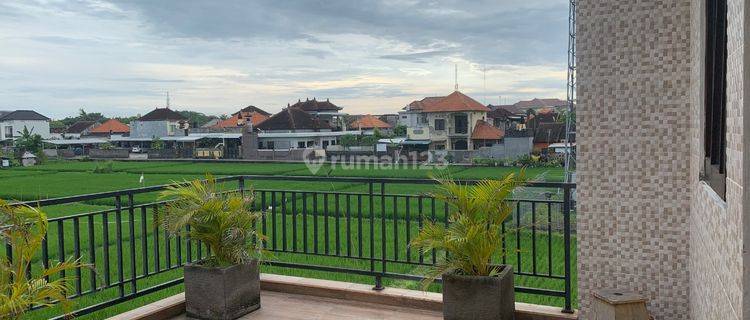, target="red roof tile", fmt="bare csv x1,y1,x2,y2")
350,115,392,129
471,120,503,140
422,91,490,113
213,112,269,128
90,119,129,134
